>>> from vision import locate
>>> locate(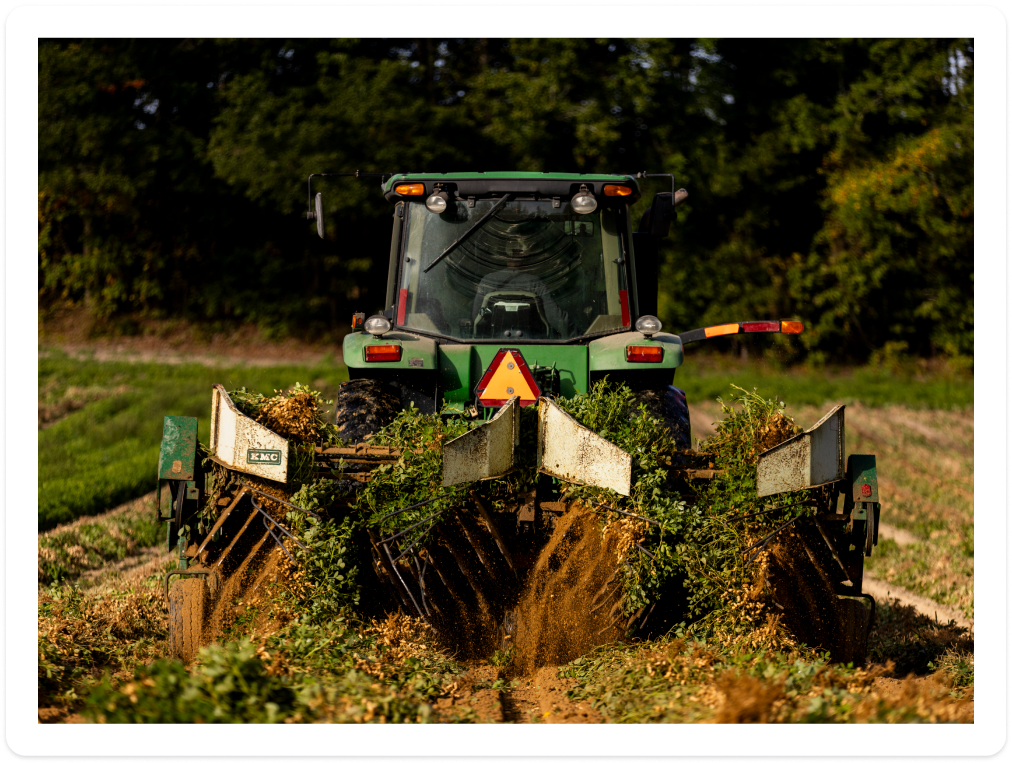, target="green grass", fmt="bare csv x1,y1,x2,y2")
38,351,348,530
674,361,973,410
38,491,167,585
